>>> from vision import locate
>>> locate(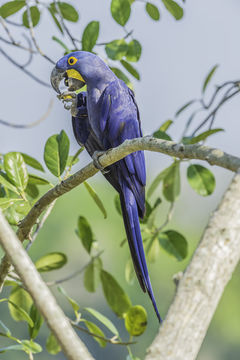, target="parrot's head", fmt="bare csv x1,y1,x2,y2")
50,51,115,94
